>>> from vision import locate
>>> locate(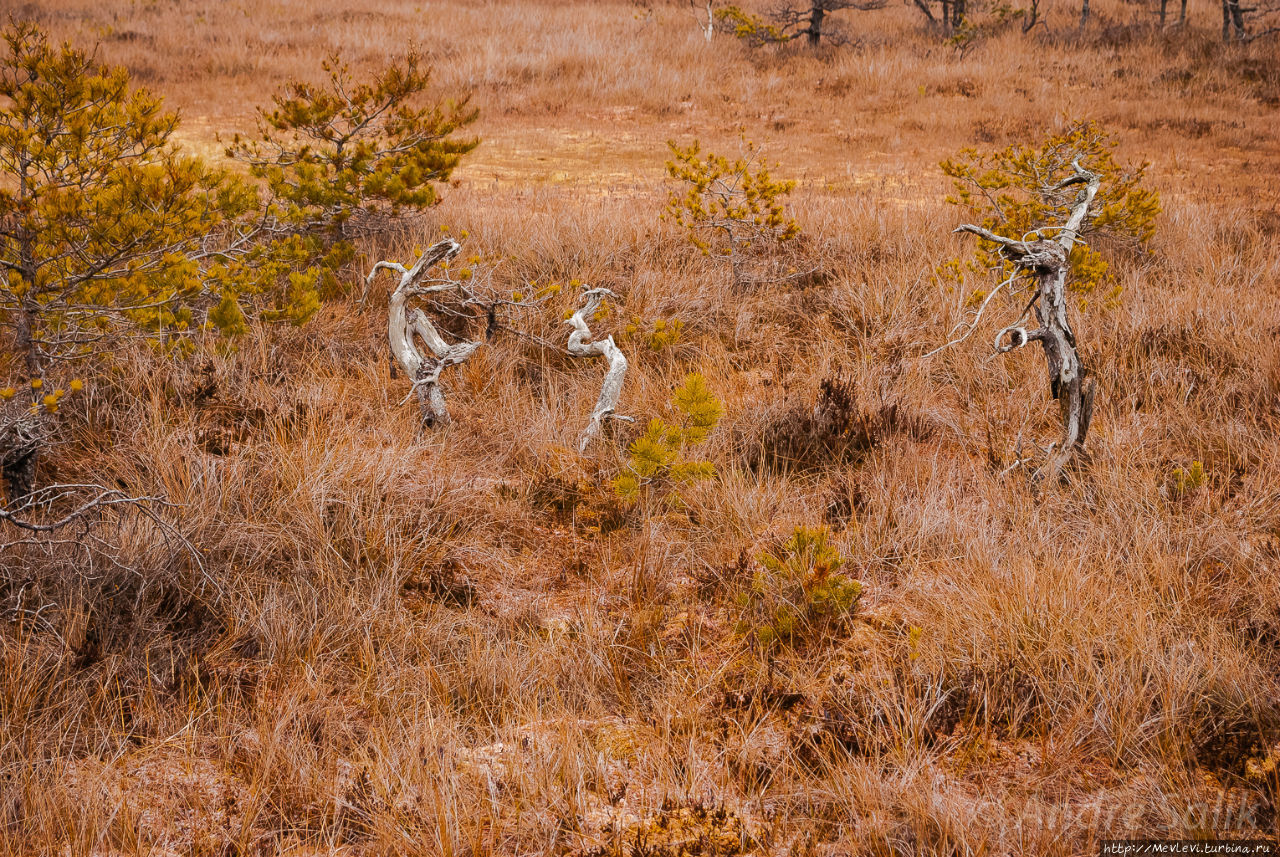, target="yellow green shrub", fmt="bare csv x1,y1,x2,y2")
613,374,722,501
663,138,799,283
734,525,862,651
229,51,478,295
